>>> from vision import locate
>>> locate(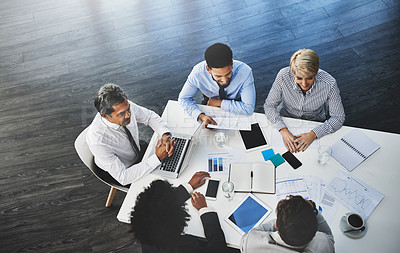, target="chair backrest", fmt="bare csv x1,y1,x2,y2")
74,126,129,192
